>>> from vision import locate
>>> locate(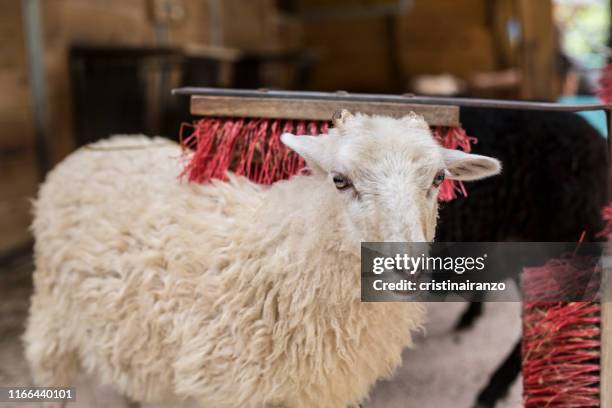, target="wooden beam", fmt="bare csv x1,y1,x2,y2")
517,0,558,101
190,95,461,127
